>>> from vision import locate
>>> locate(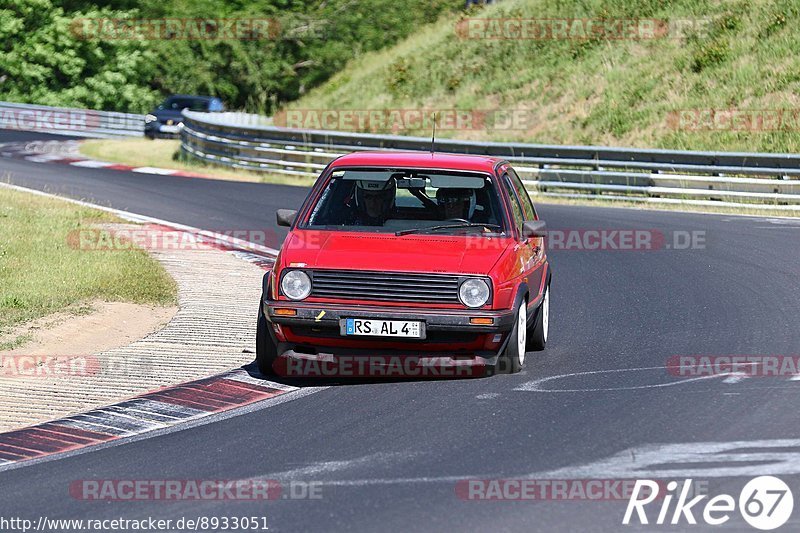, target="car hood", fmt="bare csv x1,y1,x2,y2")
281,231,512,276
